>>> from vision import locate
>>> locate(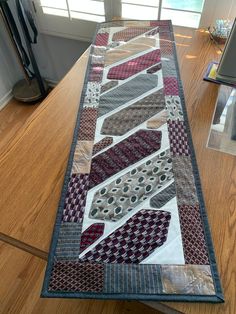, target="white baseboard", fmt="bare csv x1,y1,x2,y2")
0,90,13,111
